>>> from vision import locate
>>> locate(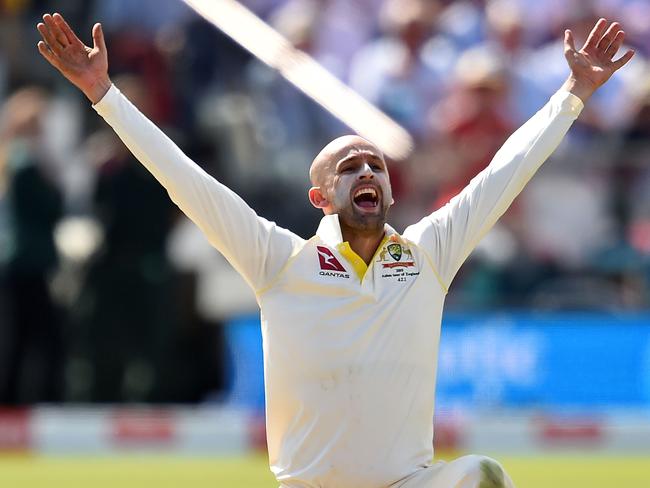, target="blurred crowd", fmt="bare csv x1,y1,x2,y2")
0,0,649,404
